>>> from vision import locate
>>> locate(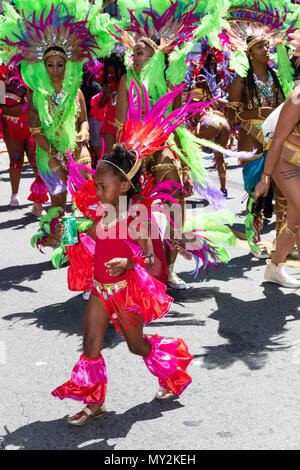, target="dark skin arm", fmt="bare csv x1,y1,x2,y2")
99,83,113,108
27,94,54,155
76,89,89,144
114,74,129,142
